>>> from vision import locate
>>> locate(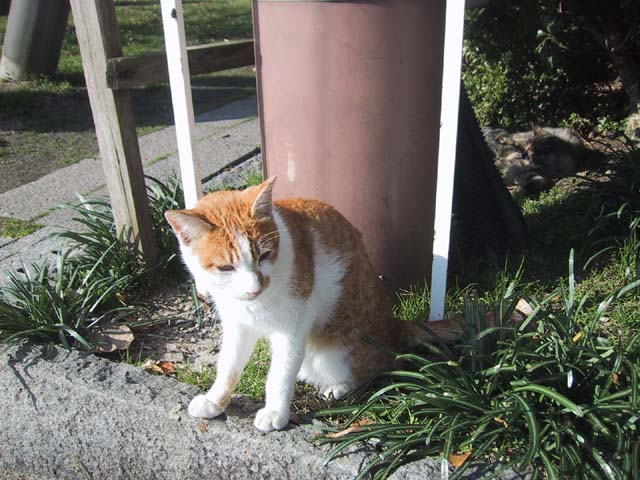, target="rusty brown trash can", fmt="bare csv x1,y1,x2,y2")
253,0,445,292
